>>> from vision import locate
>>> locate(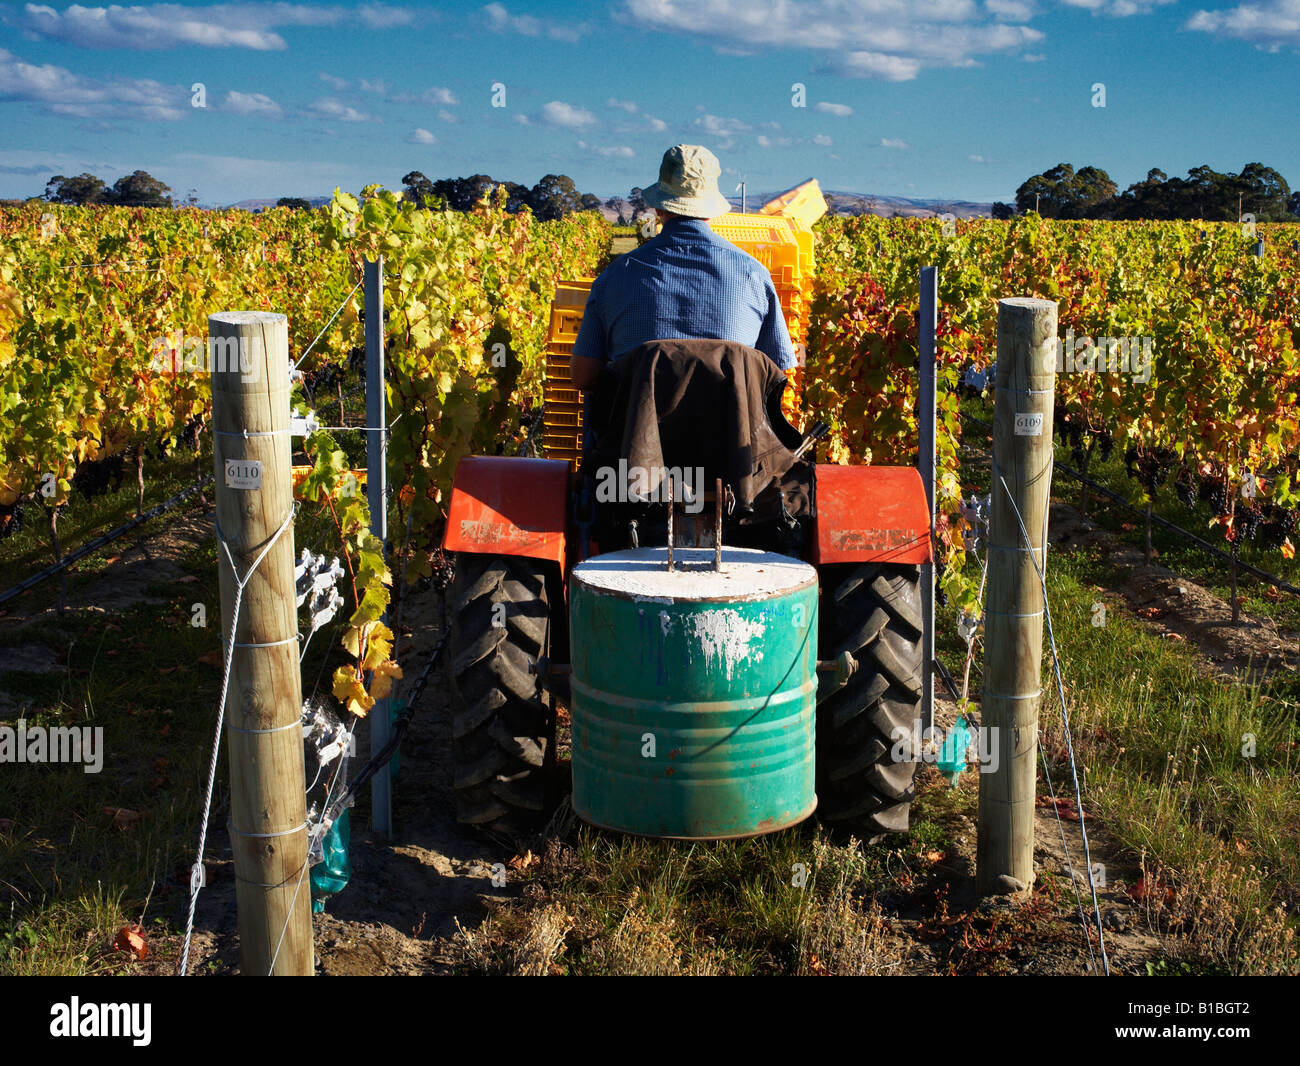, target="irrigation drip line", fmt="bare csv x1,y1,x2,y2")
960,411,1300,598
0,474,215,607
320,631,447,828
